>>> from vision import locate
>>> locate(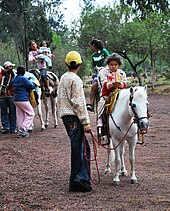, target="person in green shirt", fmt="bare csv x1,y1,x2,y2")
87,38,110,112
